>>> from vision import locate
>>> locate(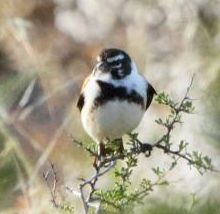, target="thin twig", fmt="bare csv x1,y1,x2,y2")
43,162,60,208
153,75,195,148
78,160,116,213
73,138,97,156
